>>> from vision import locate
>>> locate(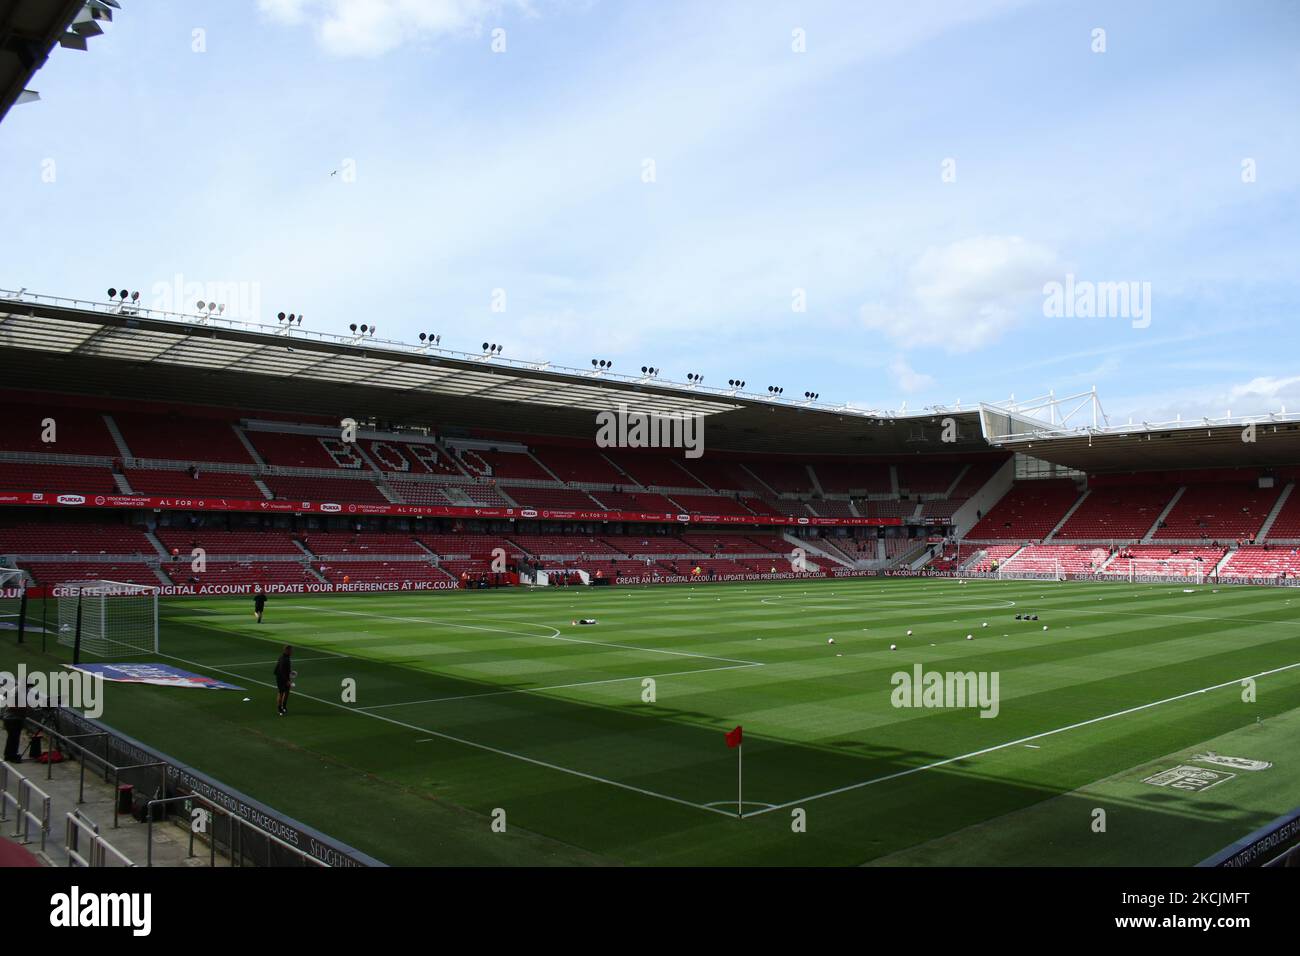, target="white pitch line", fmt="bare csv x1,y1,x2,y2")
741,659,1300,819
157,648,738,819
219,654,342,667
358,662,763,710
287,603,761,665
762,592,1299,629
